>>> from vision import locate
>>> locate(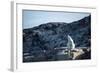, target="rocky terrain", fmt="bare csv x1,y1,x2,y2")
23,15,91,62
